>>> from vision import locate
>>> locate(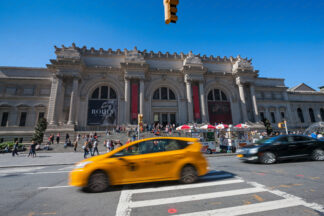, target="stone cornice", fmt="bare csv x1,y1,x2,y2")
54,43,252,65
